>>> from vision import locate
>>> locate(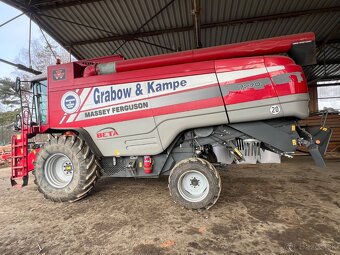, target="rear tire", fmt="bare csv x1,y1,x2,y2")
34,135,101,202
168,158,221,210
